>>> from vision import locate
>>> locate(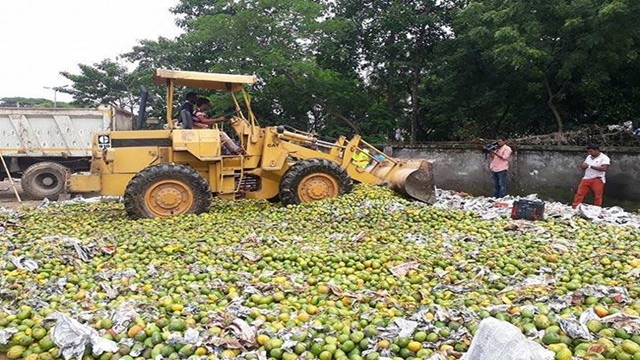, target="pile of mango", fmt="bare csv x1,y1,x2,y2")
0,185,638,360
